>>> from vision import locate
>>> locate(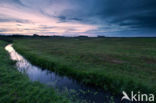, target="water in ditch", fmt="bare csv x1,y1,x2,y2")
5,44,121,103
